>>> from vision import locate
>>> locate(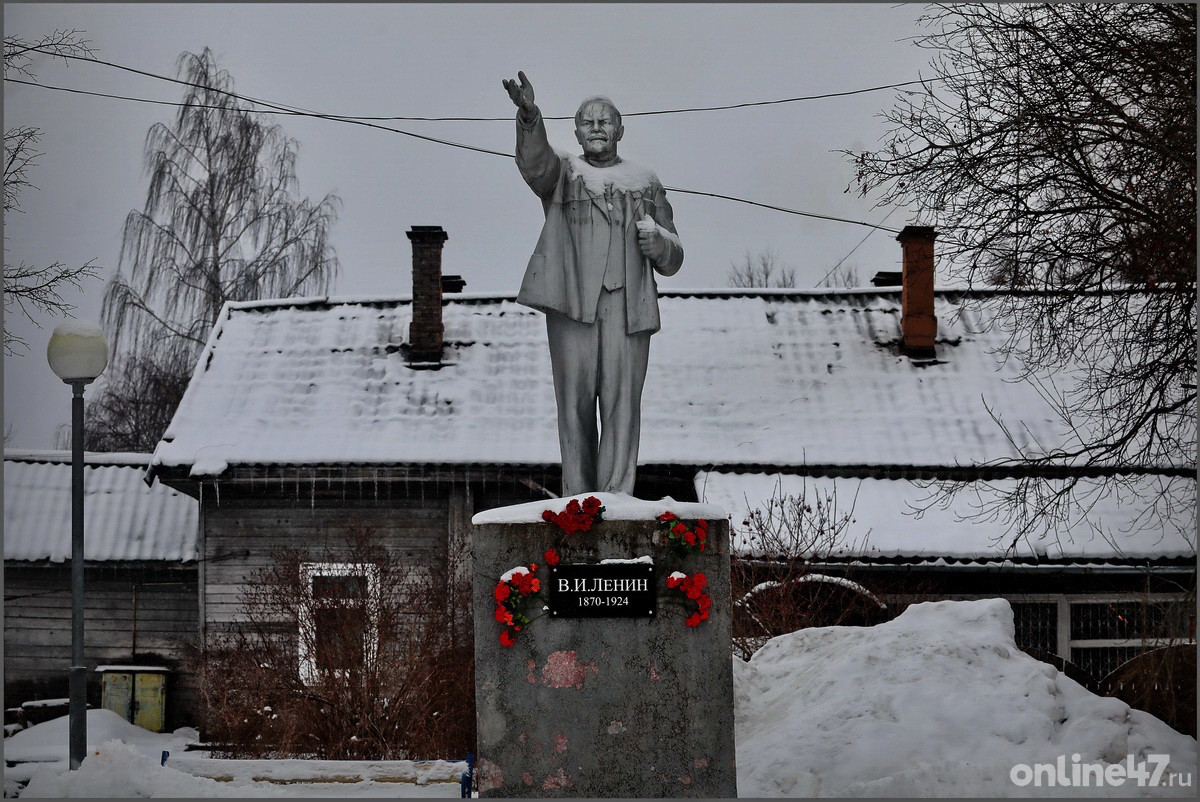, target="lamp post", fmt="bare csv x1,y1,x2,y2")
46,321,108,770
